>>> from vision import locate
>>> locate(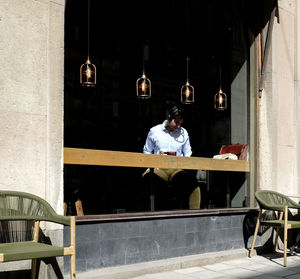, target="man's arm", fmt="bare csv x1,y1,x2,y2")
182,133,192,157
143,130,154,154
